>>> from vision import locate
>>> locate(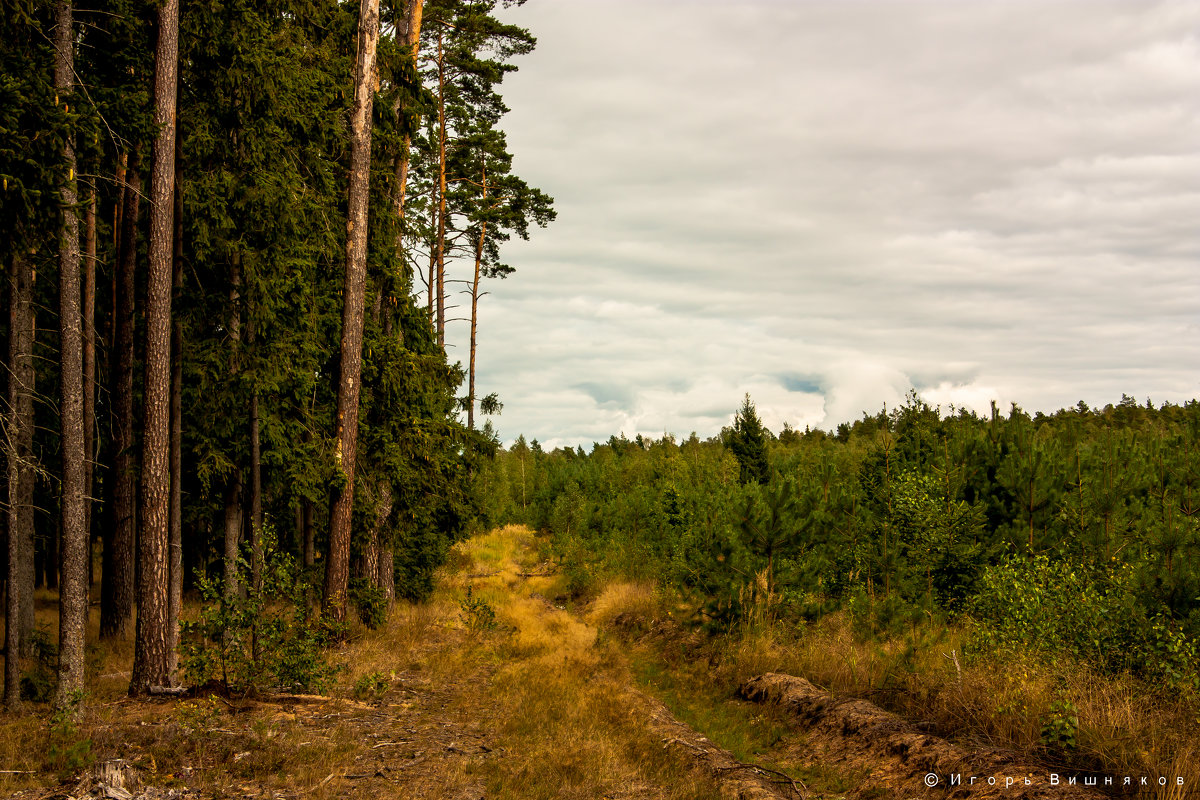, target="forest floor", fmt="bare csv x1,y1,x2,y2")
0,526,1114,799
